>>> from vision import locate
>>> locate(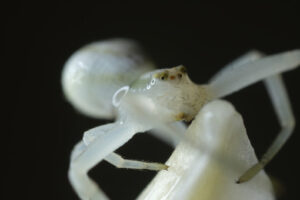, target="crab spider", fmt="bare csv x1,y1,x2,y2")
62,39,300,200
